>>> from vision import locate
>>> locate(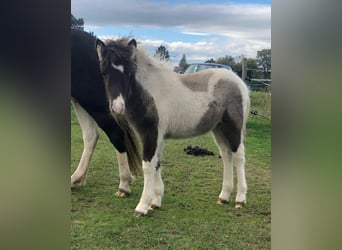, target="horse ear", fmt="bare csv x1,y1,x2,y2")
128,39,137,48
95,39,106,60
